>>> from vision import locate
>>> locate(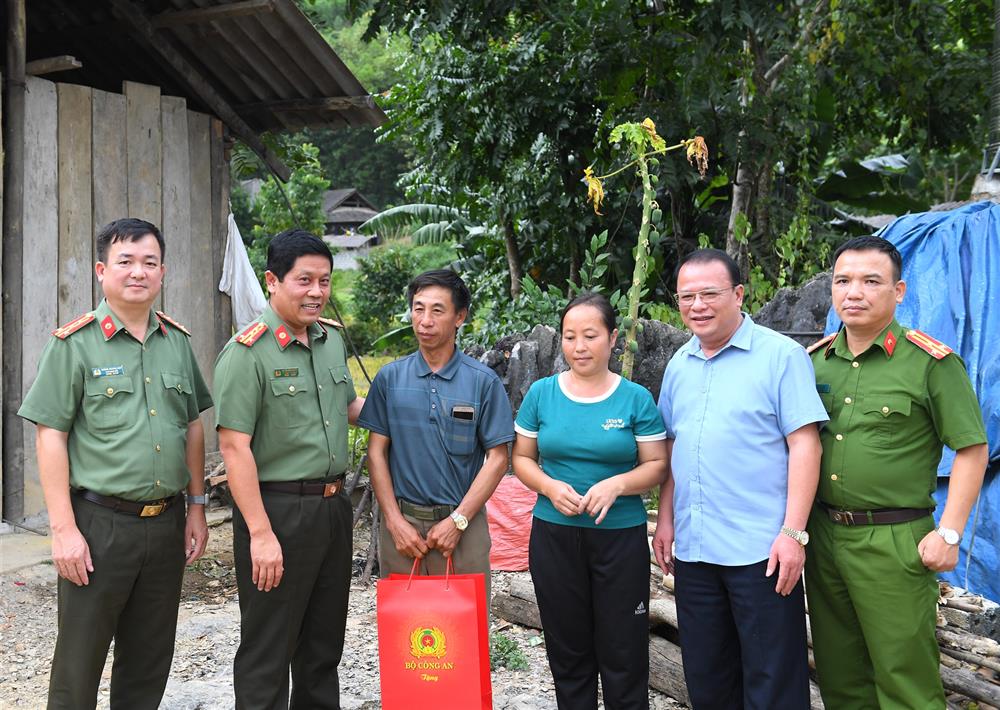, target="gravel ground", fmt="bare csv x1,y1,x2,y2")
1,513,684,709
